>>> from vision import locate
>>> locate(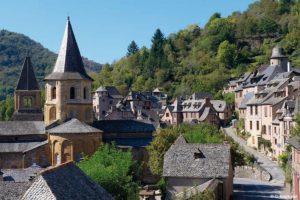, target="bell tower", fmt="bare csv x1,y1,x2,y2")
12,54,43,121
44,17,93,125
